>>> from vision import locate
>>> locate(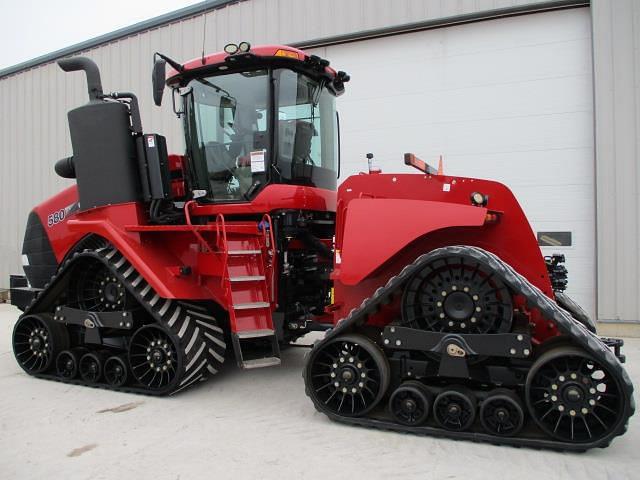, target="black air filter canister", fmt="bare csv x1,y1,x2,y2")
67,101,140,210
